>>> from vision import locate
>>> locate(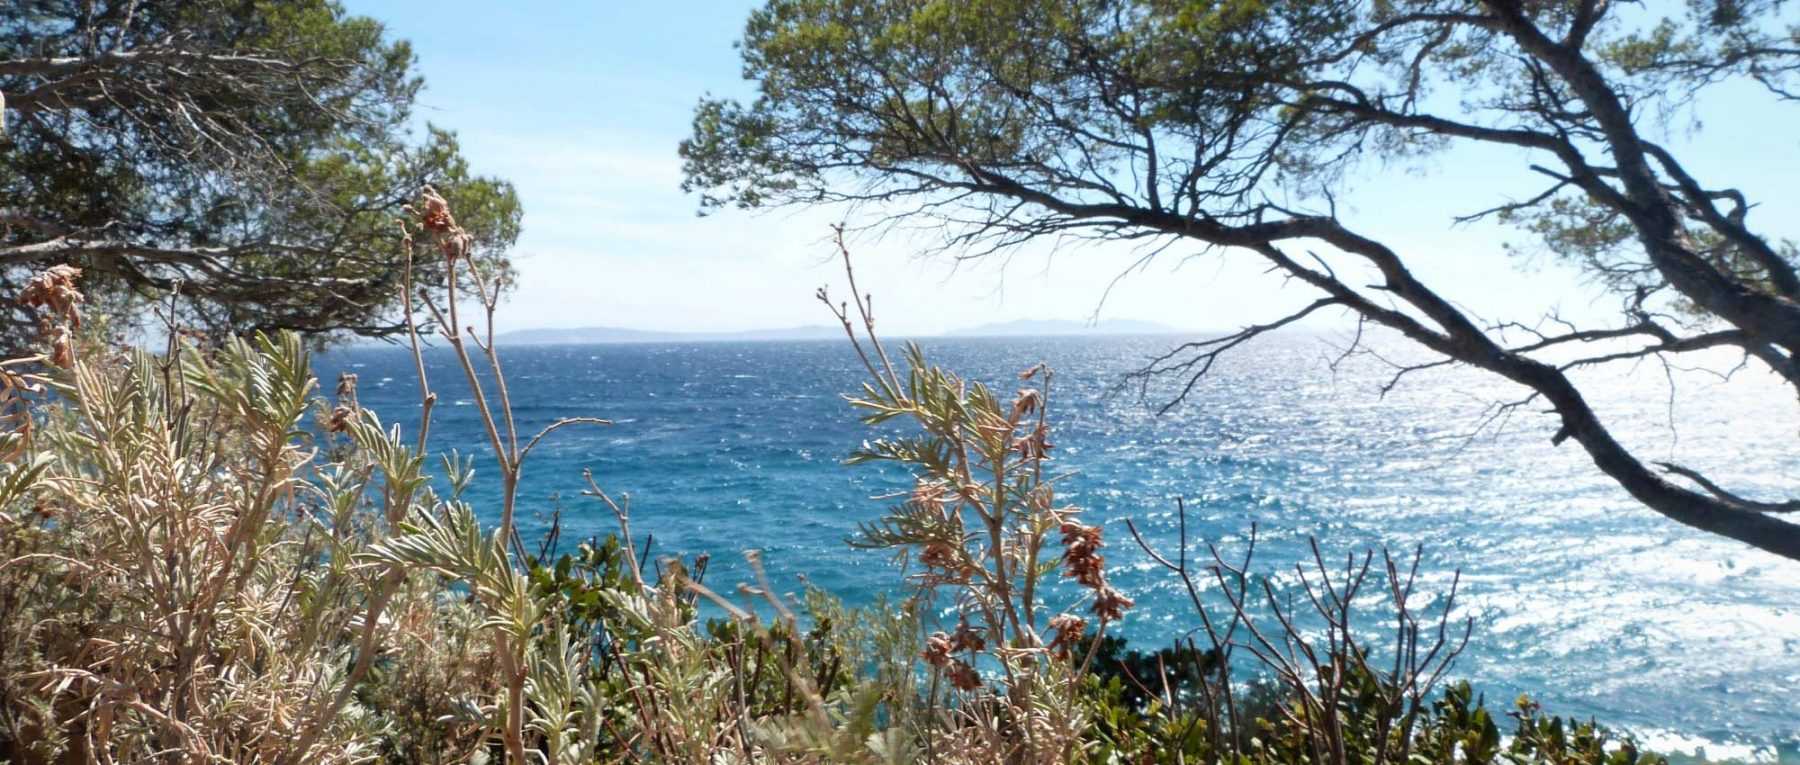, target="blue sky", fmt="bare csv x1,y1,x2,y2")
345,0,1799,336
